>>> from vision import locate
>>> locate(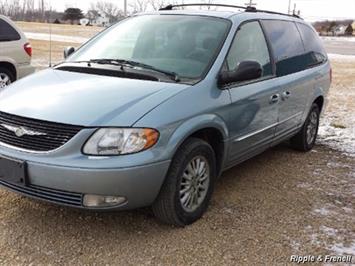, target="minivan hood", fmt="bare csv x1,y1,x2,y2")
0,69,189,126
